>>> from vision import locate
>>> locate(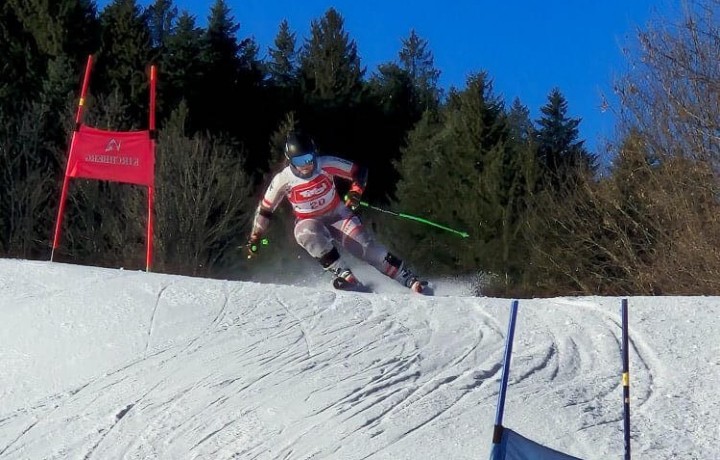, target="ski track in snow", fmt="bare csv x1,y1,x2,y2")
1,260,717,459
0,268,502,459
